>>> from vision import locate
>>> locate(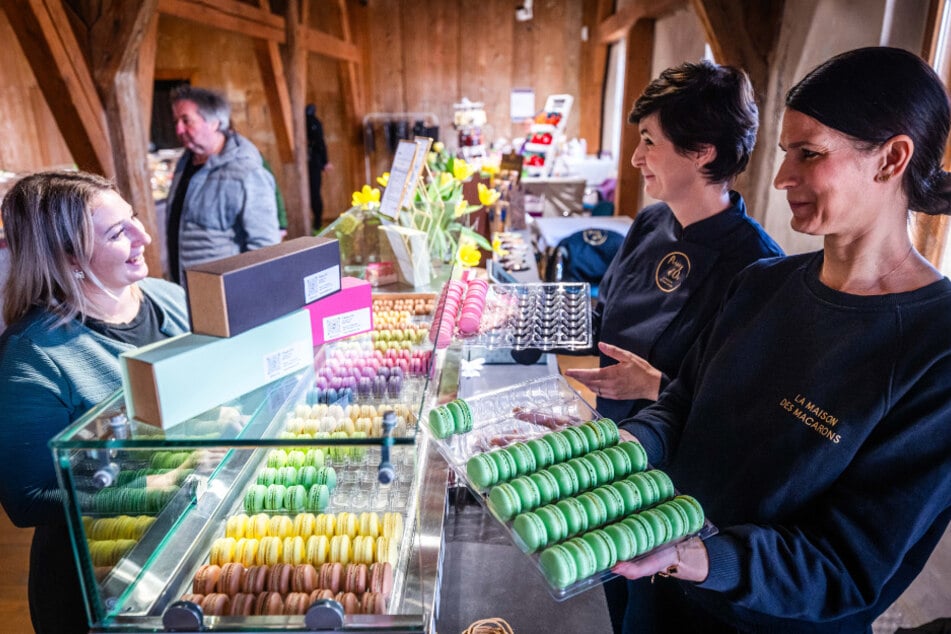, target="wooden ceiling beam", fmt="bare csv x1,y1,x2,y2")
690,0,785,103
597,0,686,44
5,0,114,177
